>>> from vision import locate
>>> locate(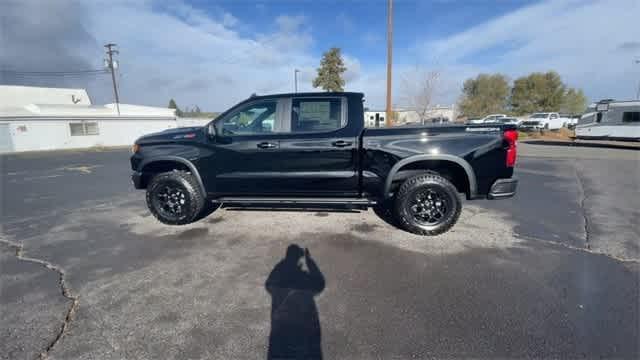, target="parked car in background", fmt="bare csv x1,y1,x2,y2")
484,116,519,126
481,114,508,123
564,115,581,129
519,112,567,131
467,114,506,125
